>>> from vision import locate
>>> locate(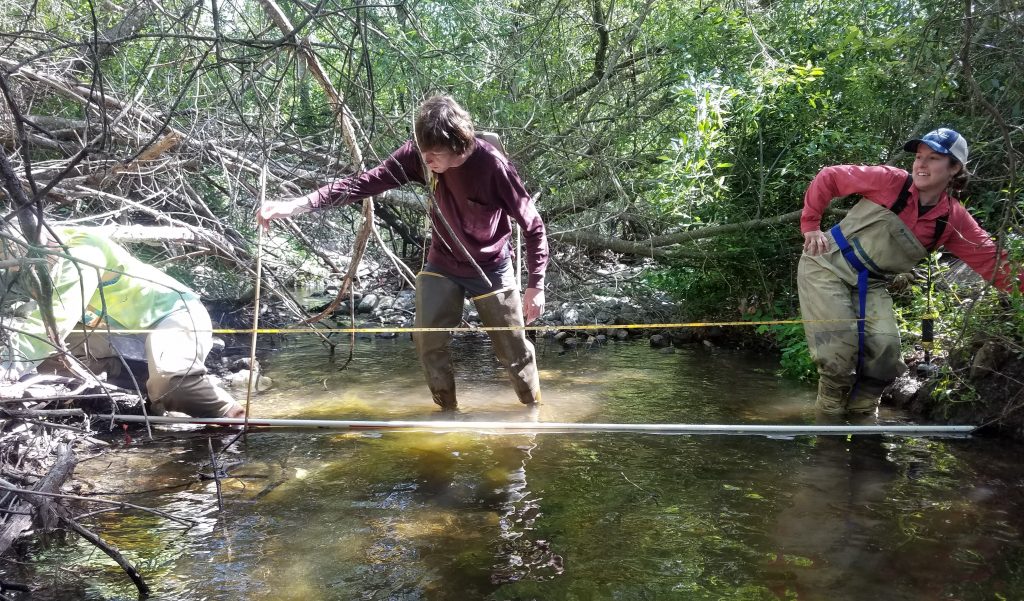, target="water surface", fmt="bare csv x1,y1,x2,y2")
7,336,1024,600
